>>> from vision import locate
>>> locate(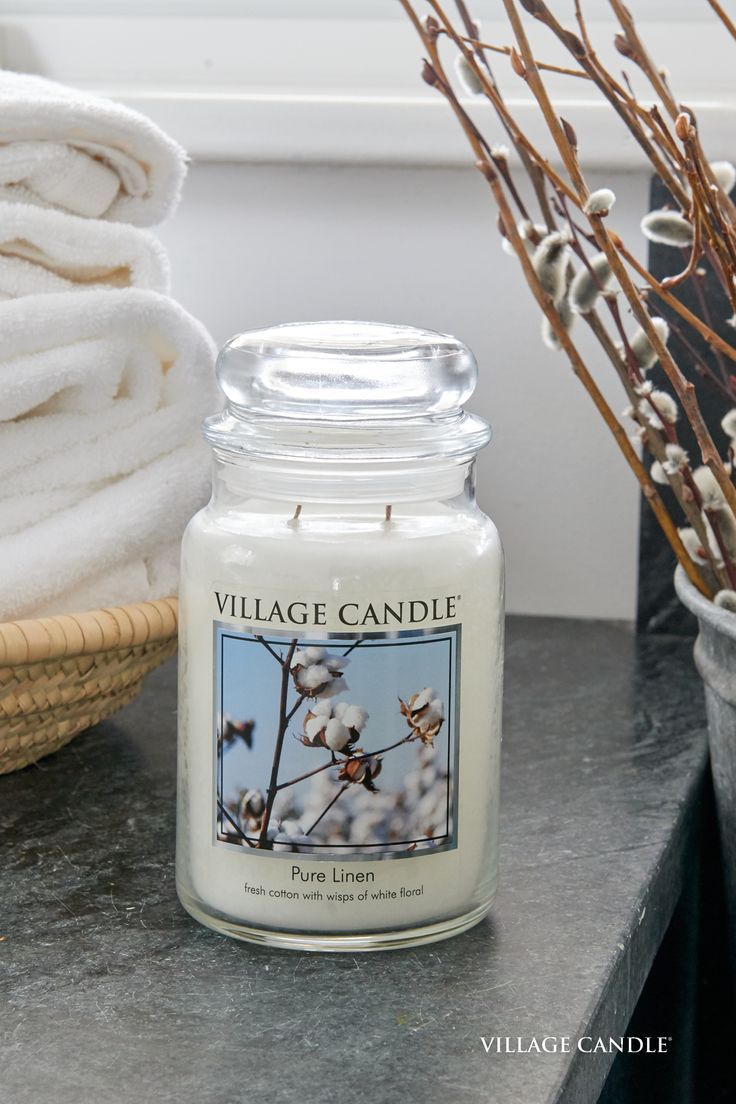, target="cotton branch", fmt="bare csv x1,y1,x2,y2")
255,636,284,664
258,639,298,847
275,731,416,793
